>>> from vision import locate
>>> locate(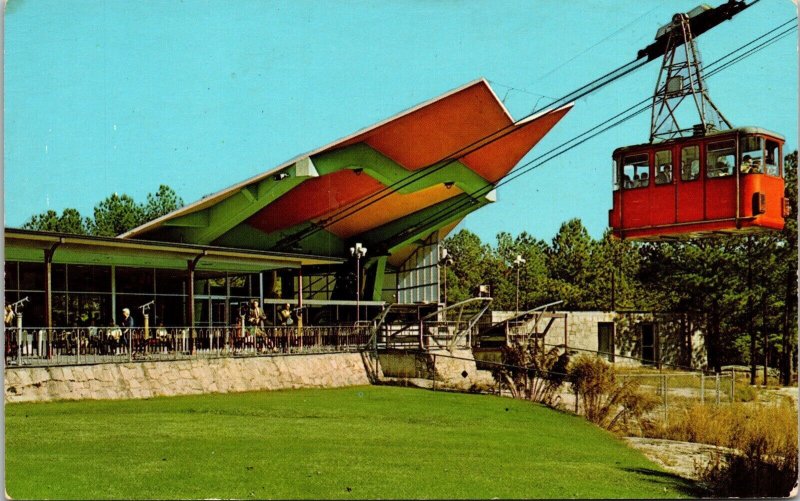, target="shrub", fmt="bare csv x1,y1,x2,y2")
569,355,659,435
491,342,569,407
733,383,758,402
